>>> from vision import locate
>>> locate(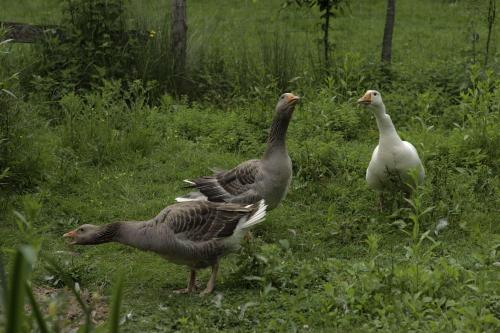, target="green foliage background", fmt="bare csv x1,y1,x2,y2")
0,0,499,332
